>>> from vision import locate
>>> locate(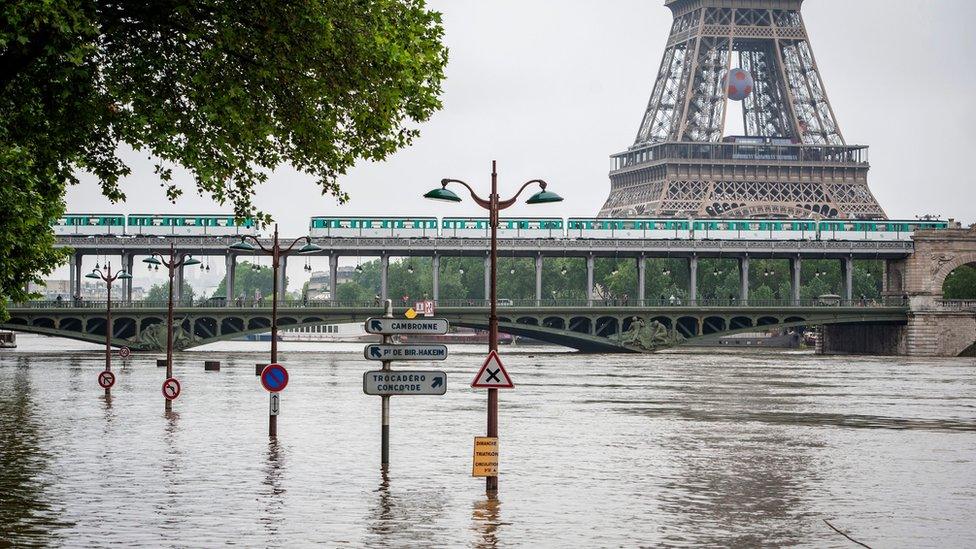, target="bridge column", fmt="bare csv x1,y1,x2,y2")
739,256,749,305
535,254,543,306
278,256,288,302
125,253,134,303
790,257,802,305
586,255,595,307
432,254,440,302
225,253,236,304
637,255,646,304
69,253,79,301
689,255,698,305
484,255,490,303
380,254,389,301
174,256,185,304
842,256,854,303
329,254,338,302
